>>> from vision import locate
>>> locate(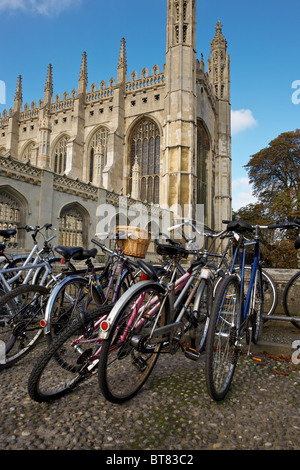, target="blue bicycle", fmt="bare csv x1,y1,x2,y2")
205,220,272,401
